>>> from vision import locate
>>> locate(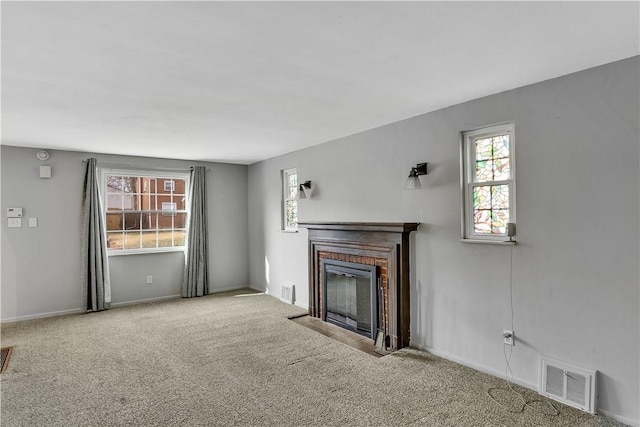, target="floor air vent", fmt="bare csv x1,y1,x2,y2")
281,285,294,304
540,356,596,414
